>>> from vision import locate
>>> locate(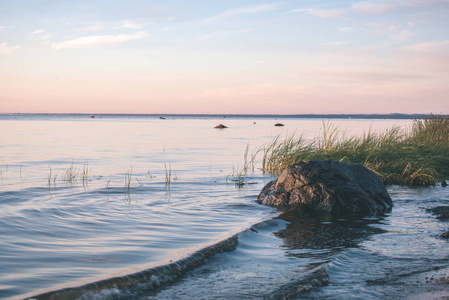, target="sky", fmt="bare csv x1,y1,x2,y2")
0,0,448,114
